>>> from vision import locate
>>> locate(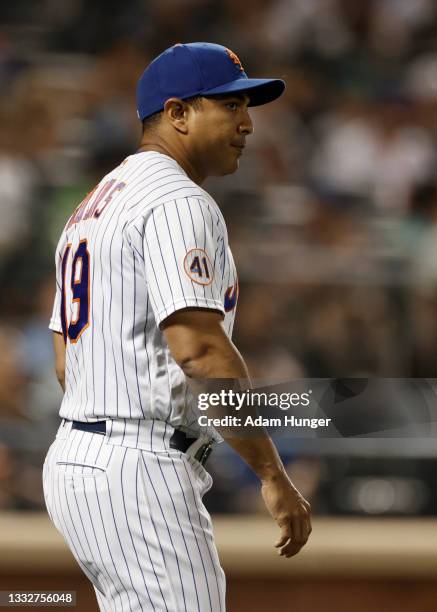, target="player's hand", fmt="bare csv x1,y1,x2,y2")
261,472,312,558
